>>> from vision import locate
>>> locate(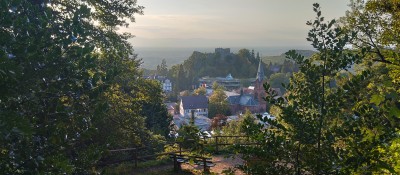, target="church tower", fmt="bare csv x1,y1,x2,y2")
254,53,266,112
255,52,264,83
